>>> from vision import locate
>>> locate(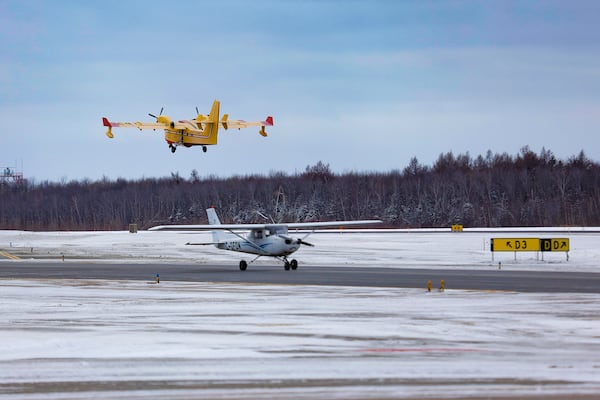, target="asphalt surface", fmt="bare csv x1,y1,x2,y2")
1,261,599,293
